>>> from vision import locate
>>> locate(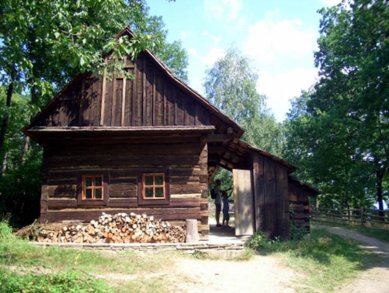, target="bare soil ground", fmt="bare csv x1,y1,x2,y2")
168,254,299,293
319,225,389,293
98,223,389,293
